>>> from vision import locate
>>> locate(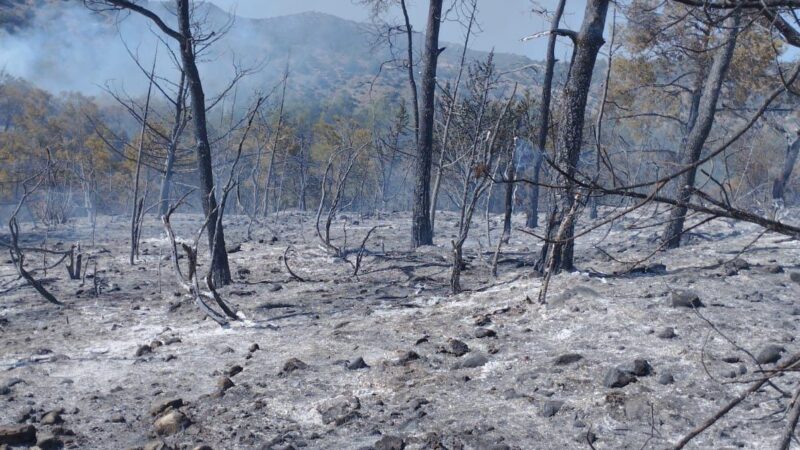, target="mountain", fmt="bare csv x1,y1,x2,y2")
0,1,564,110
